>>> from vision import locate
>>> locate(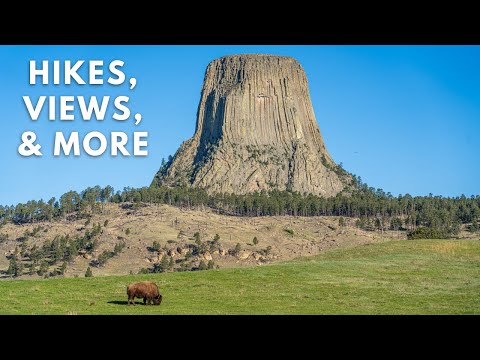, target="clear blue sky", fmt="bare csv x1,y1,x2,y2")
0,45,479,205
